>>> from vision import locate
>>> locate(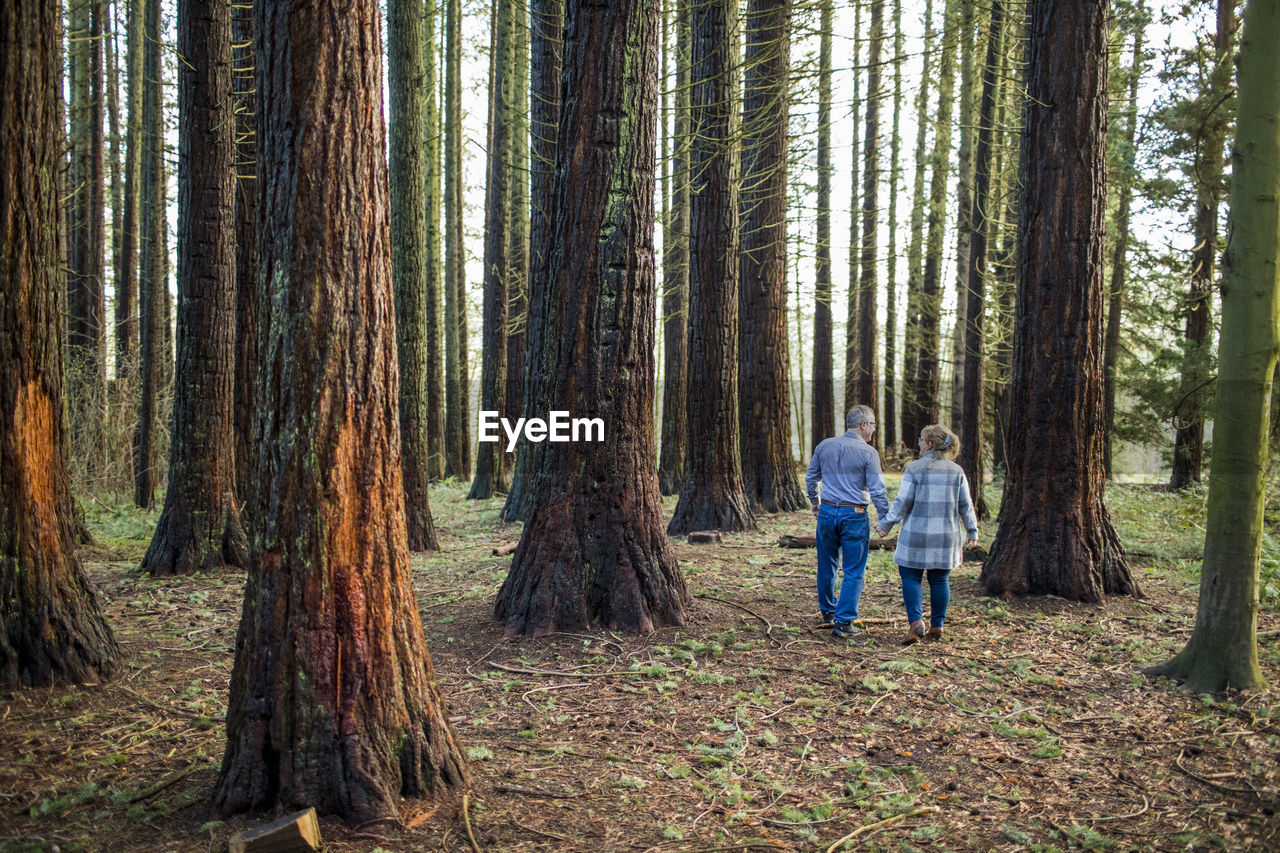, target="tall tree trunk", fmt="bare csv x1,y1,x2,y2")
912,0,959,441
106,1,124,387
443,0,470,480
1103,8,1145,480
956,0,1005,522
1145,0,1276,692
389,0,440,550
979,0,1137,602
505,5,530,432
496,0,689,636
67,0,108,480
843,3,862,416
659,0,690,494
1,0,121,687
949,0,977,431
1169,0,1235,490
884,0,904,451
855,0,883,443
117,0,143,385
142,0,248,576
990,40,1019,474
501,0,562,521
424,1,445,485
468,0,513,500
902,0,934,444
810,0,834,451
667,0,756,535
212,0,470,820
232,1,258,504
738,0,804,514
132,0,166,509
